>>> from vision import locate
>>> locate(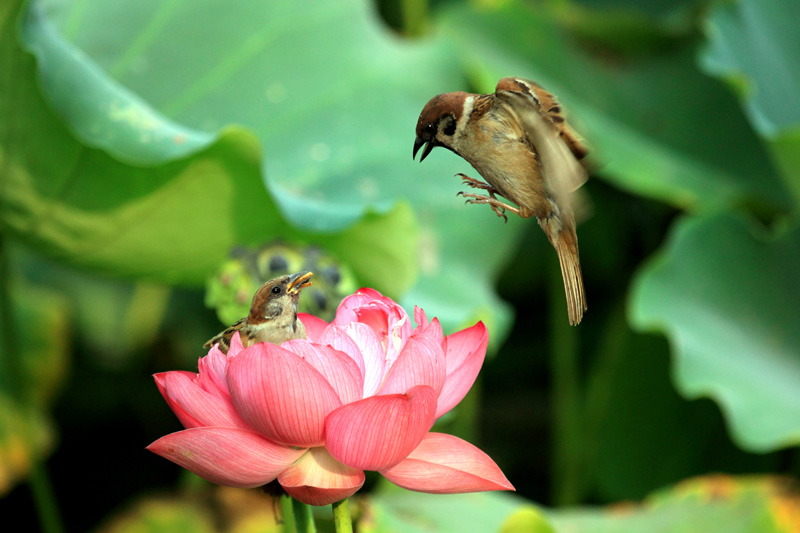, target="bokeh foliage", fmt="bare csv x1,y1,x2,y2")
1,0,799,530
